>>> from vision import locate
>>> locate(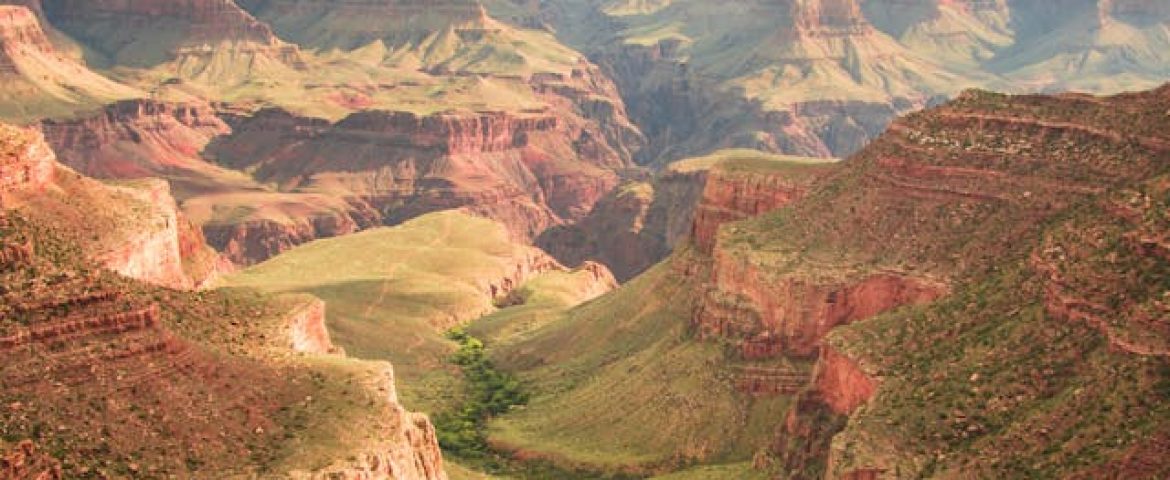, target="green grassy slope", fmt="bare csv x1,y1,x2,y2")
483,252,799,474
220,210,545,411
